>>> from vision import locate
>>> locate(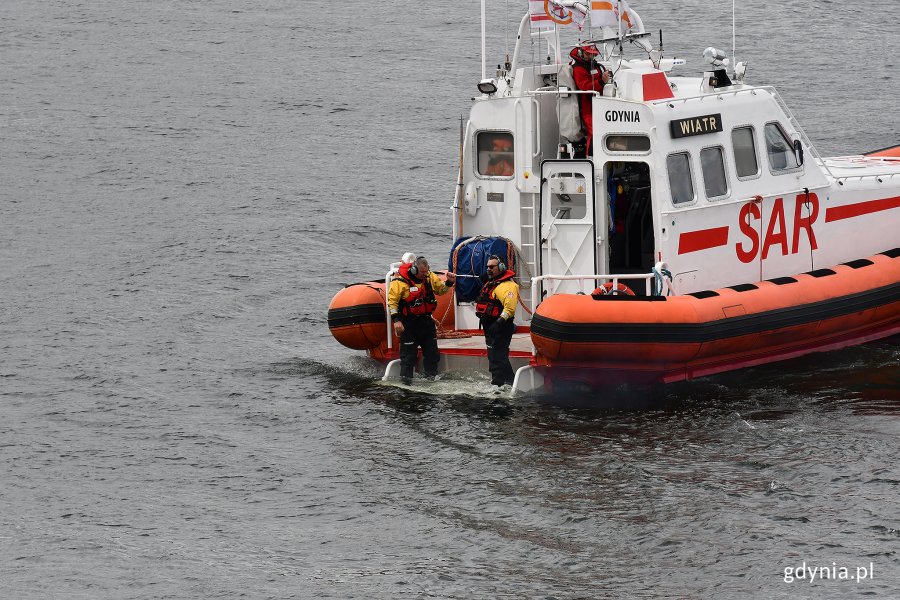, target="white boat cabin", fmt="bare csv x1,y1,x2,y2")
451,14,898,331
